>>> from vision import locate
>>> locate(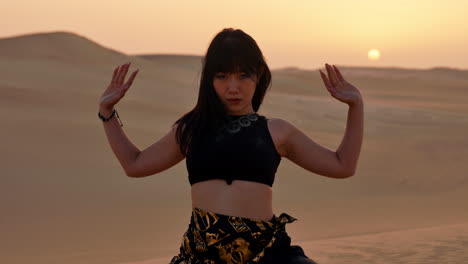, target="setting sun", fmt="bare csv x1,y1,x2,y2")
368,49,381,60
